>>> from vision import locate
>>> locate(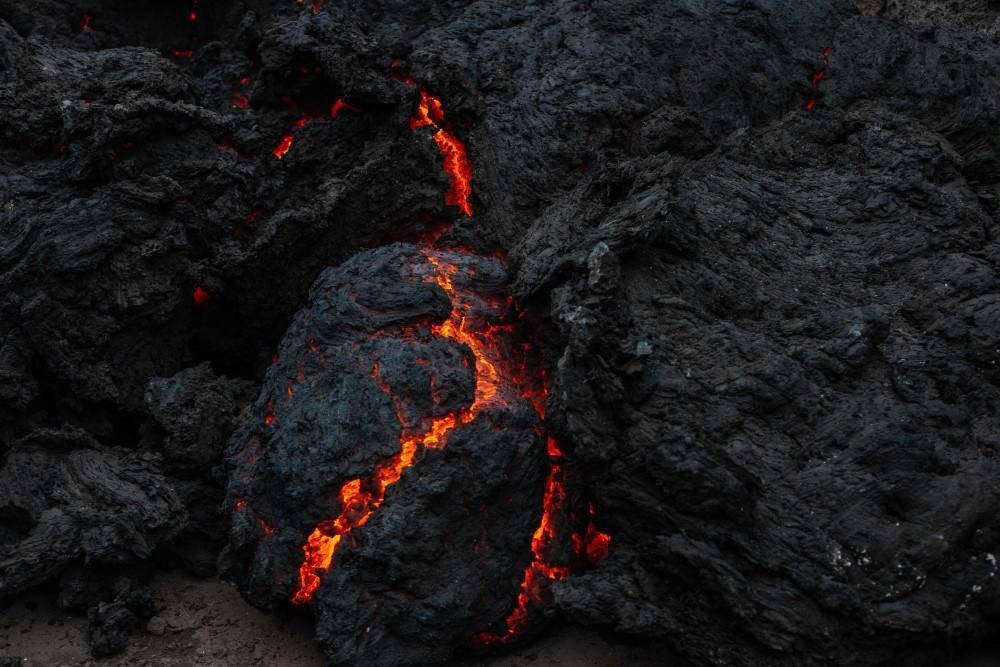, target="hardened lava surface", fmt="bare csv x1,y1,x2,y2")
3,0,1000,665
221,244,551,664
